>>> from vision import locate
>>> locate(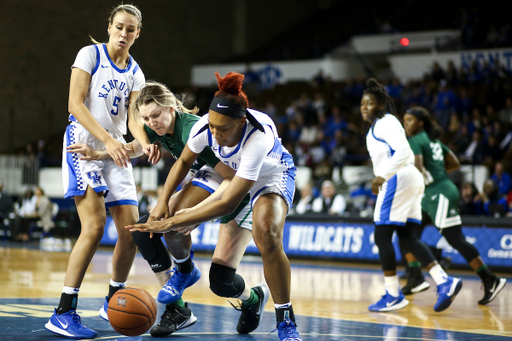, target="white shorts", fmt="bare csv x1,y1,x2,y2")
62,122,138,208
373,163,424,226
250,155,296,213
189,165,253,230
